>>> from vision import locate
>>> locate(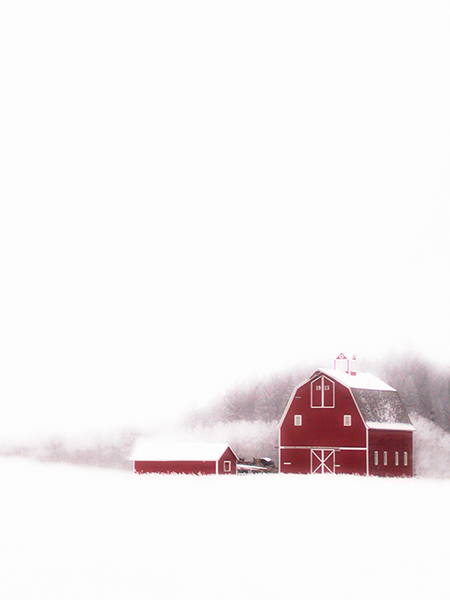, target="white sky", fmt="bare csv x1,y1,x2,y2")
1,1,449,440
